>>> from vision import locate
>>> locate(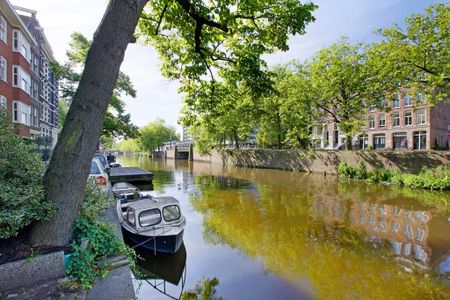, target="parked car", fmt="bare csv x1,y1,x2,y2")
94,152,111,175
89,158,110,194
